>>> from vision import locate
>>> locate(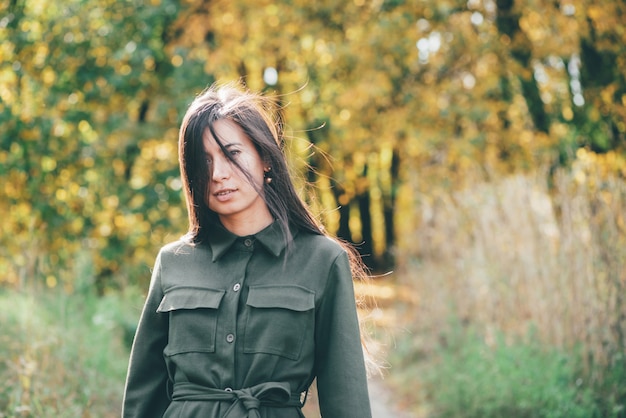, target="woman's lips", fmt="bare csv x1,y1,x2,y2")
214,188,236,202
